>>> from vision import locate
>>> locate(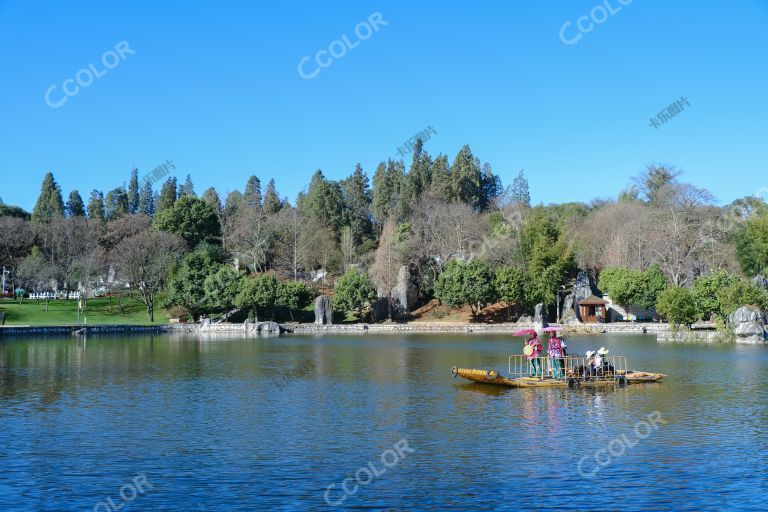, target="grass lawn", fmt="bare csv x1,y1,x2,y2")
0,296,169,326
